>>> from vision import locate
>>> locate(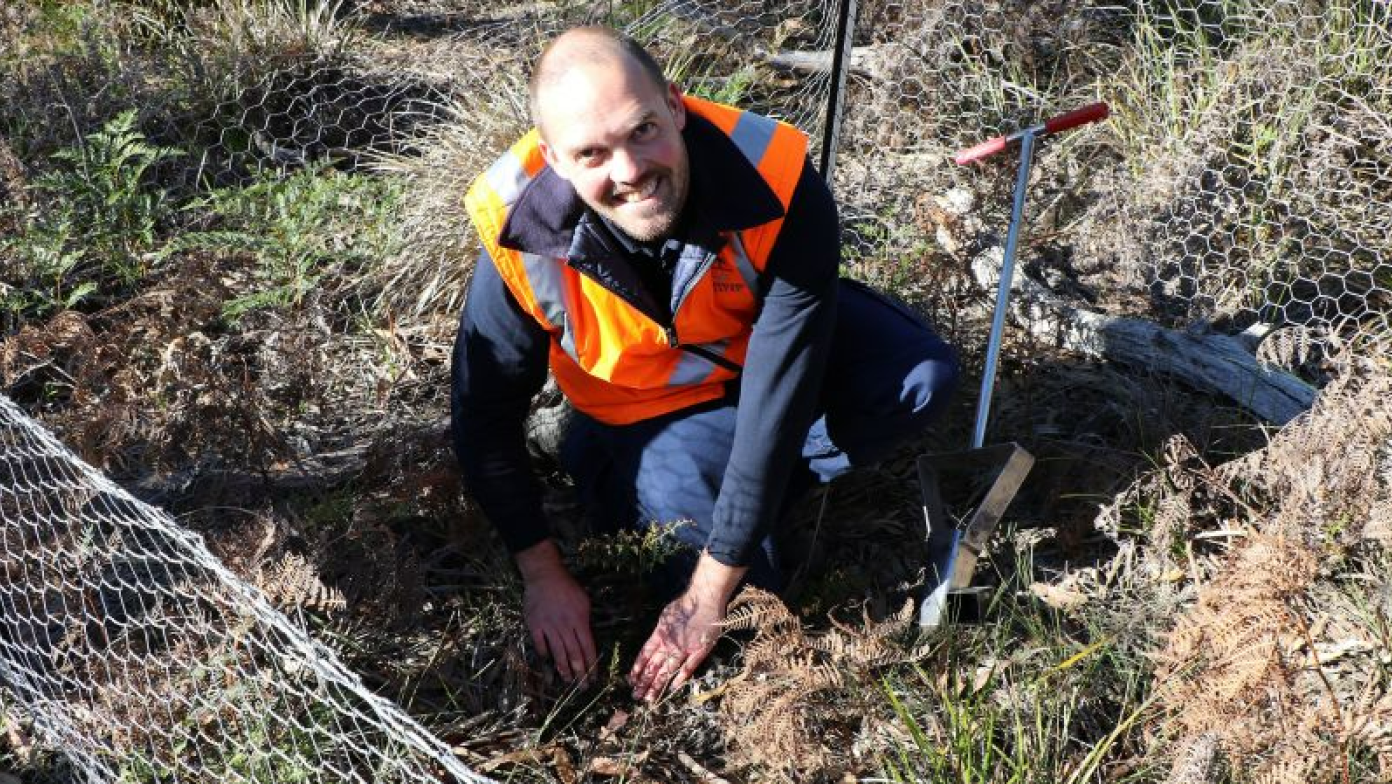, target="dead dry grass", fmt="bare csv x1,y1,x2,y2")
3,2,1392,782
